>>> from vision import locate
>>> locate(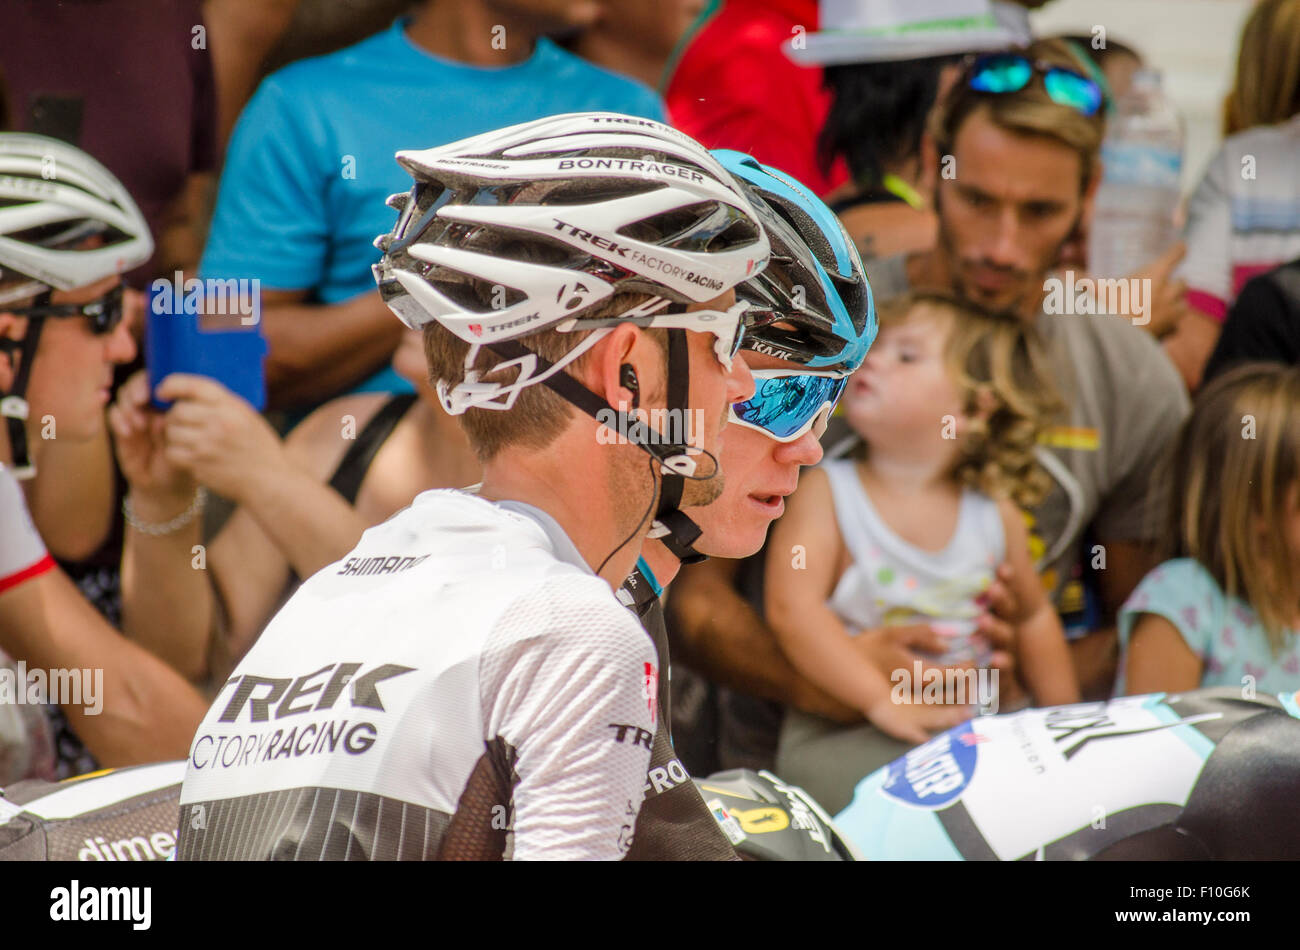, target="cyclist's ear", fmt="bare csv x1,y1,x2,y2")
588,322,641,415
590,323,666,415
